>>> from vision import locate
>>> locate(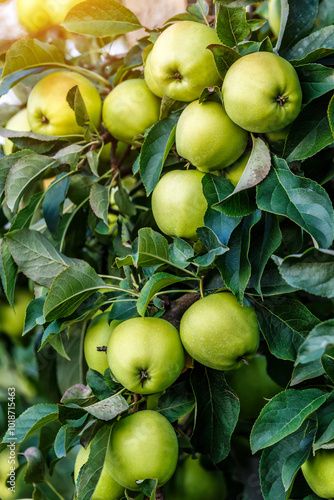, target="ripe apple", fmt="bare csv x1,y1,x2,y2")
175,100,248,172
179,292,259,370
3,108,31,156
147,21,221,102
27,71,102,136
225,151,251,187
151,169,207,240
164,455,227,500
74,442,124,500
222,52,302,133
0,289,33,340
226,354,282,419
107,410,178,490
84,312,121,375
107,317,185,394
144,52,164,98
16,0,83,33
301,449,334,498
102,79,161,144
268,0,281,37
